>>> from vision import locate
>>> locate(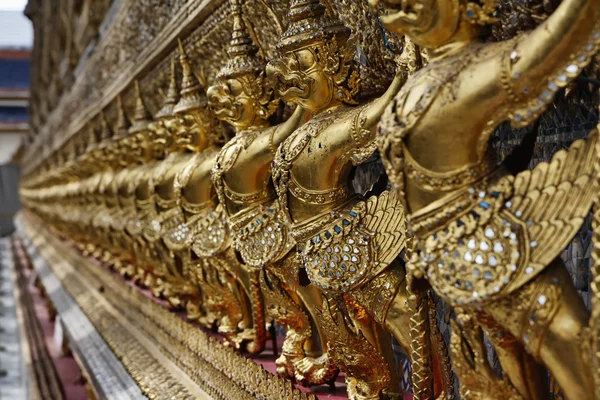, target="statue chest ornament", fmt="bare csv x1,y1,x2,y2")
272,107,361,223
162,149,225,255
124,166,149,237
119,179,142,232
377,46,497,206
94,171,117,230
153,152,191,210
377,31,600,307
139,152,189,243
213,128,291,268
127,163,157,239
272,106,406,295
110,169,135,232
